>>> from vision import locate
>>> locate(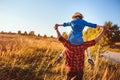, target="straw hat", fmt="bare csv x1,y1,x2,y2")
72,12,84,19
